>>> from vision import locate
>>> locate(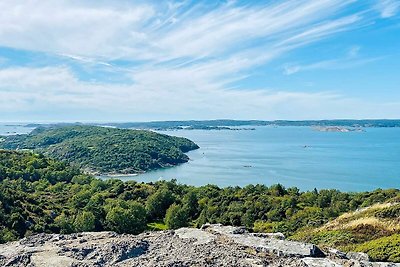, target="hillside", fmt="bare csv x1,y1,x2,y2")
0,150,399,263
0,125,199,174
291,202,400,262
